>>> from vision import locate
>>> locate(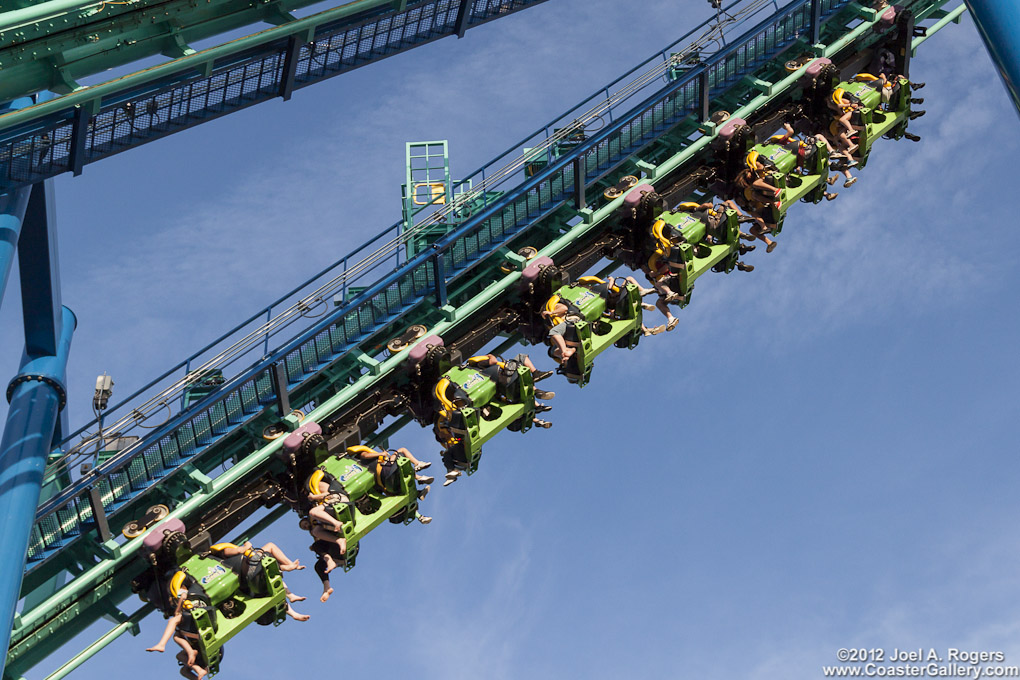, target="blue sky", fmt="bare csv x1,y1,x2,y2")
2,1,1019,678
